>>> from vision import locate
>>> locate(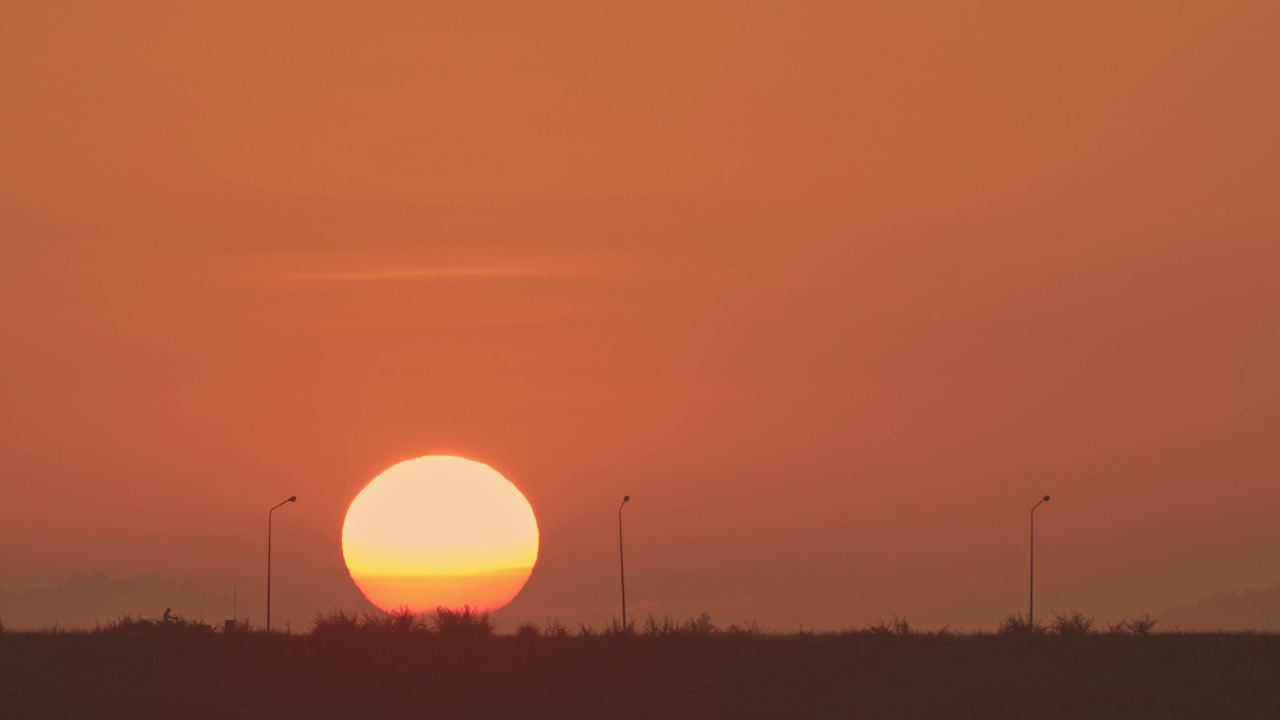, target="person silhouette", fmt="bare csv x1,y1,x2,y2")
163,607,174,624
